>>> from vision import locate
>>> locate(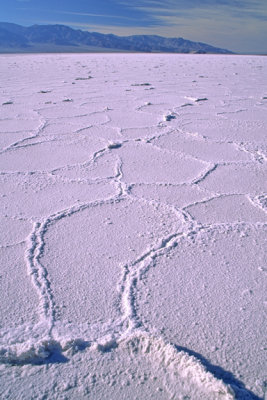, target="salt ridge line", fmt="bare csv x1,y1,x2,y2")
99,158,188,336
50,191,219,348
1,54,266,398
0,118,265,355
92,224,262,397
247,194,267,214
48,132,207,183
0,149,209,360
115,161,267,349
155,127,262,168
0,105,113,156
5,89,253,159
95,161,258,347
0,161,187,361
0,203,119,364
1,220,264,367
192,163,218,185
147,135,213,165
119,232,184,335
2,73,266,158
150,108,262,166
183,193,266,212
237,142,267,164
0,154,181,350
1,100,258,182
0,240,25,250
0,132,215,208
0,110,47,155
0,128,264,245
116,333,235,400
48,129,167,177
